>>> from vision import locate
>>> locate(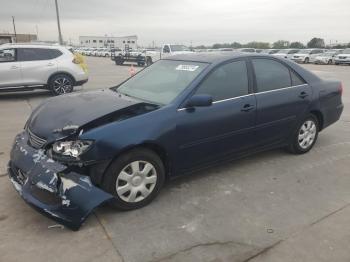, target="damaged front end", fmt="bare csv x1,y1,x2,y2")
8,131,113,231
